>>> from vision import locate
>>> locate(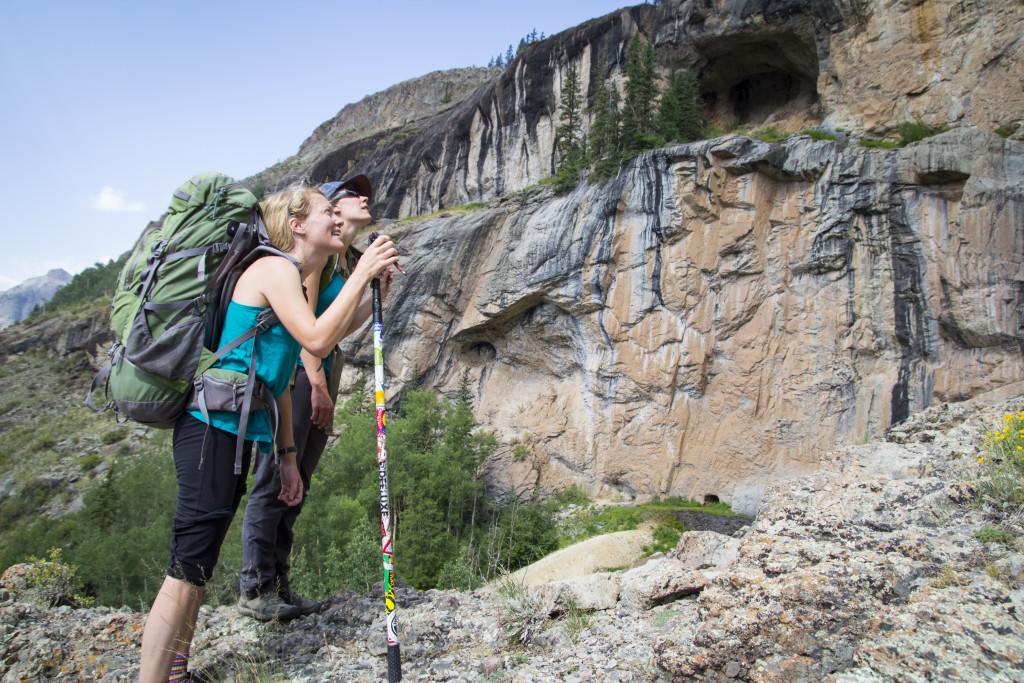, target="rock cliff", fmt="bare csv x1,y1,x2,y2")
338,127,1023,514
247,67,498,191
